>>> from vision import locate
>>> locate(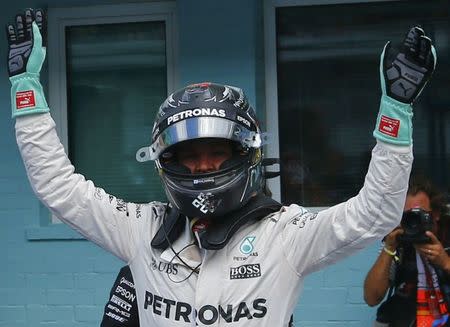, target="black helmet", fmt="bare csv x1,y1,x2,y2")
136,82,265,218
